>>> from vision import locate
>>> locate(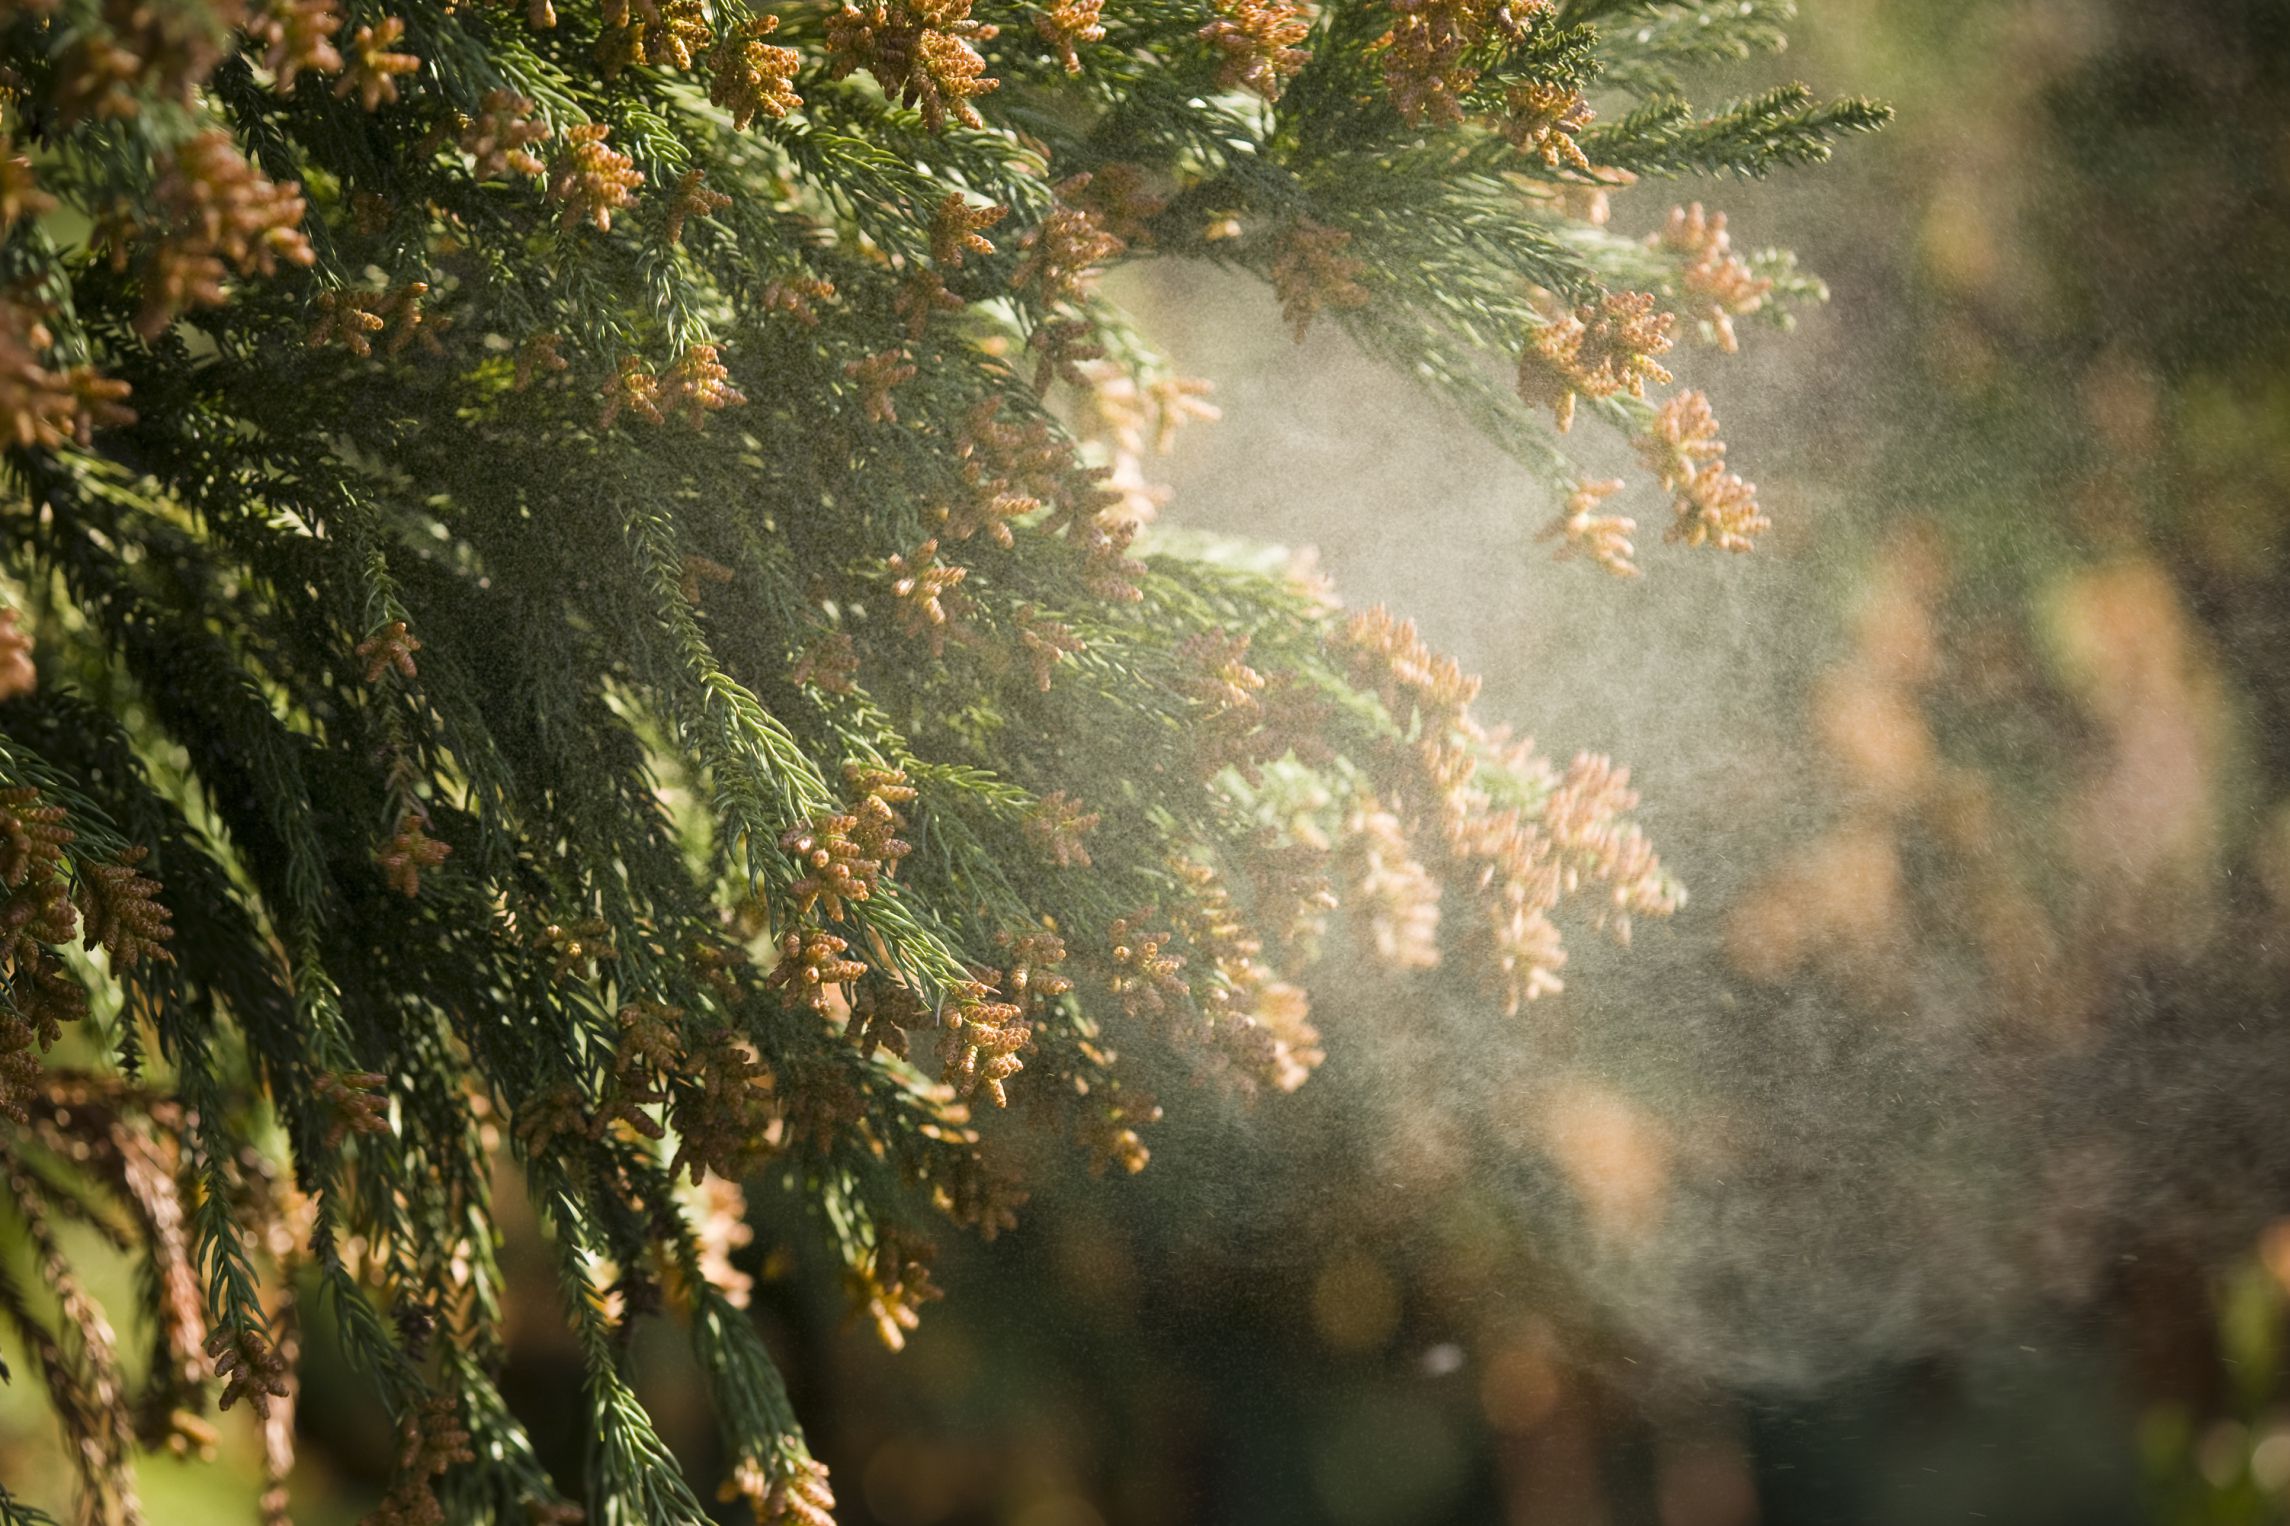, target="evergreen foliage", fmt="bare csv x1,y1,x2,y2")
0,0,1878,1517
